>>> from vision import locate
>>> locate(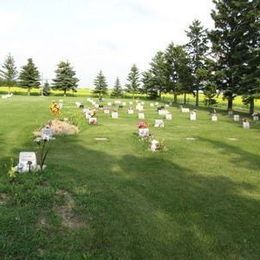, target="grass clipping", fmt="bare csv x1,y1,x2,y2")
34,119,79,137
